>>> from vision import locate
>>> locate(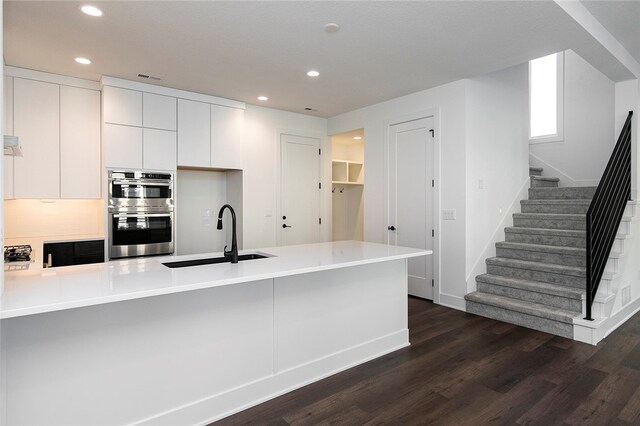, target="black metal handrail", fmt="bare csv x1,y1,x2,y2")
585,110,633,320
